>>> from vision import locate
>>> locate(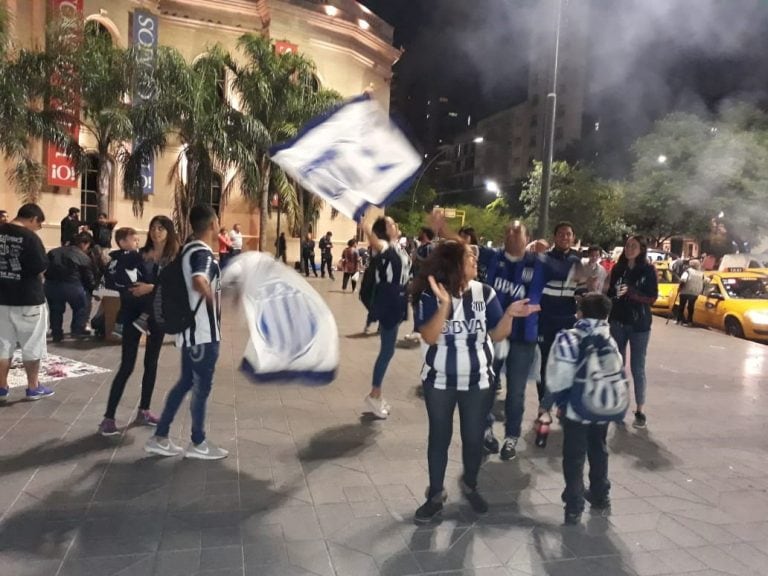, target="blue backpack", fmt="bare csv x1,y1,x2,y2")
570,333,629,422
